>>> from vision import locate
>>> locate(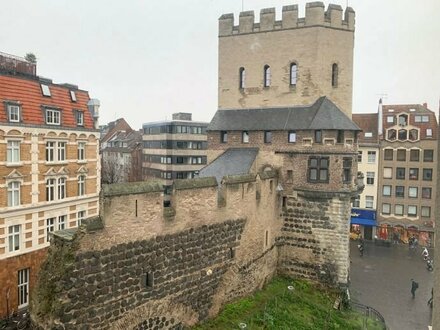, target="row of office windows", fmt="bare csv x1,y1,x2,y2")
382,167,433,181
382,185,432,199
7,211,86,253
143,168,196,180
143,125,206,135
5,103,84,126
238,63,338,89
383,149,434,162
220,130,350,144
5,140,88,164
144,155,207,165
6,176,87,207
381,203,431,218
143,140,206,150
358,149,434,164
